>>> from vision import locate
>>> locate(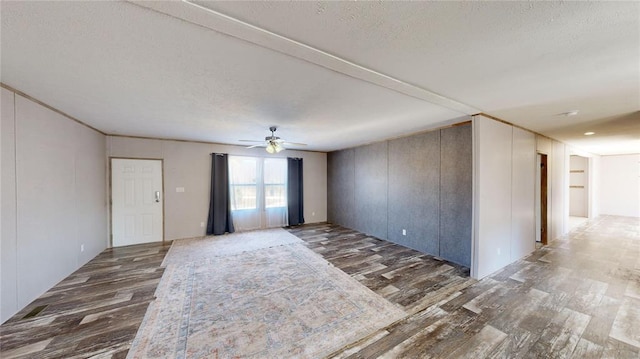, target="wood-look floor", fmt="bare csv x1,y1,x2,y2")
0,242,171,359
1,215,638,358
286,224,473,315
291,216,639,358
